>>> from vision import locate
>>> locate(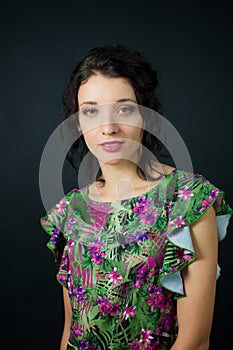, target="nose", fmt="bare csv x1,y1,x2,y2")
100,122,119,135
99,106,120,135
